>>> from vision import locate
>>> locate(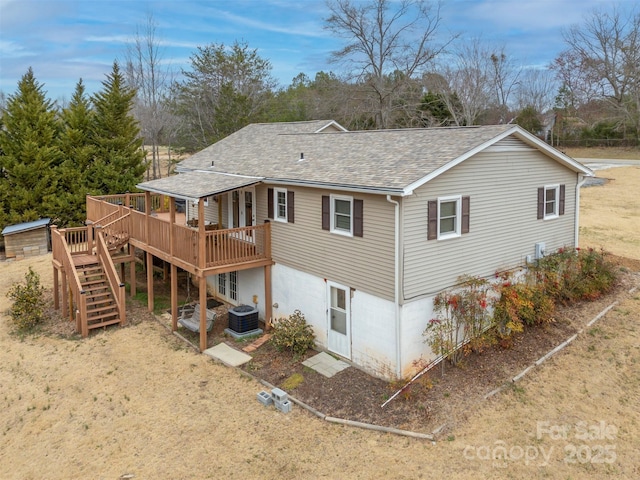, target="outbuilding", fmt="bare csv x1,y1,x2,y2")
1,218,51,259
